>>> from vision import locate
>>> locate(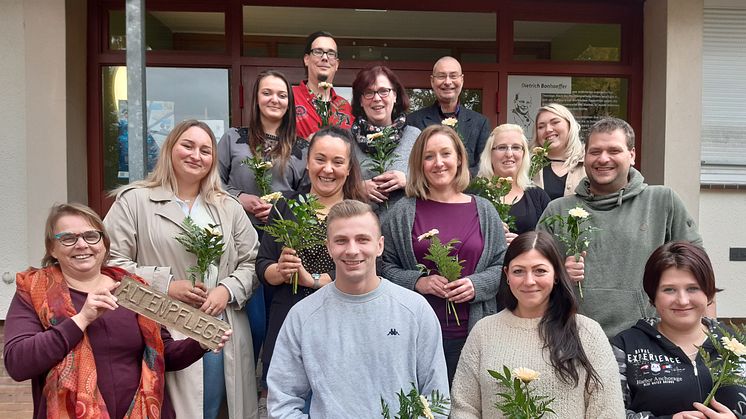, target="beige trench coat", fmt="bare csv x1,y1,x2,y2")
103,185,259,419
532,159,586,198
